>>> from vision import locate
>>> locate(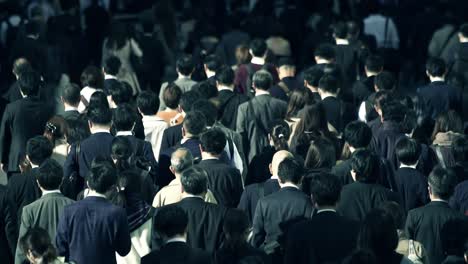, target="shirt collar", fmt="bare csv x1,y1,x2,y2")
280,182,300,189
42,190,61,196
251,56,265,65
218,85,233,91
316,209,337,214
400,164,417,169
166,236,187,244
431,77,445,82
116,131,133,136
142,115,165,122
183,194,205,200
87,192,107,199
64,106,79,112
104,74,117,80
336,39,349,45
92,128,111,134
431,198,449,203
255,90,270,97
